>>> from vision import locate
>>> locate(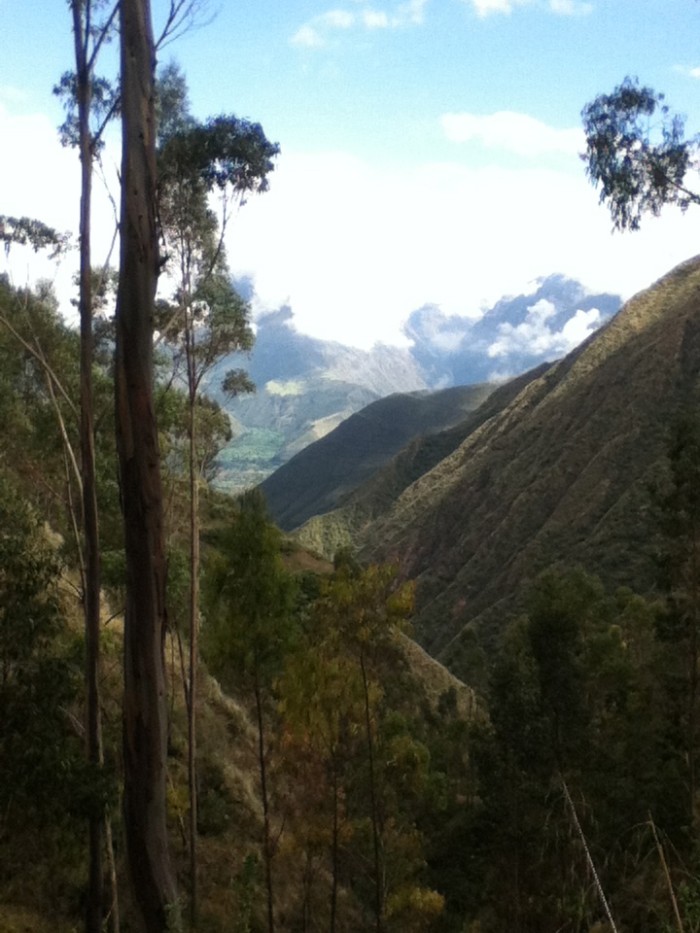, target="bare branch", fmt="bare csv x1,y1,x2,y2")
155,0,214,52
